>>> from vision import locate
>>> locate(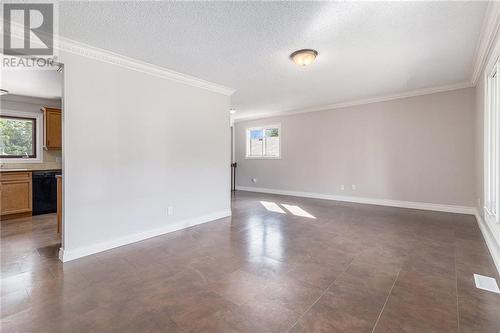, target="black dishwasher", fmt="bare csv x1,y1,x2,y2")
32,171,61,215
